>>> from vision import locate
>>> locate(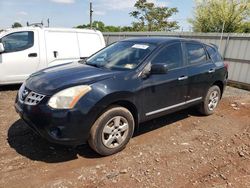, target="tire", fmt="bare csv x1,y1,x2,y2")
199,85,221,116
88,106,135,156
